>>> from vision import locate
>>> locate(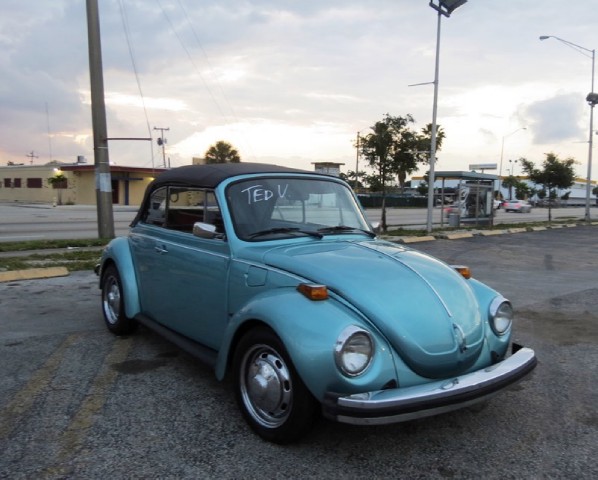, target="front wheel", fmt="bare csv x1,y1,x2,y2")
101,264,137,335
233,327,317,443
